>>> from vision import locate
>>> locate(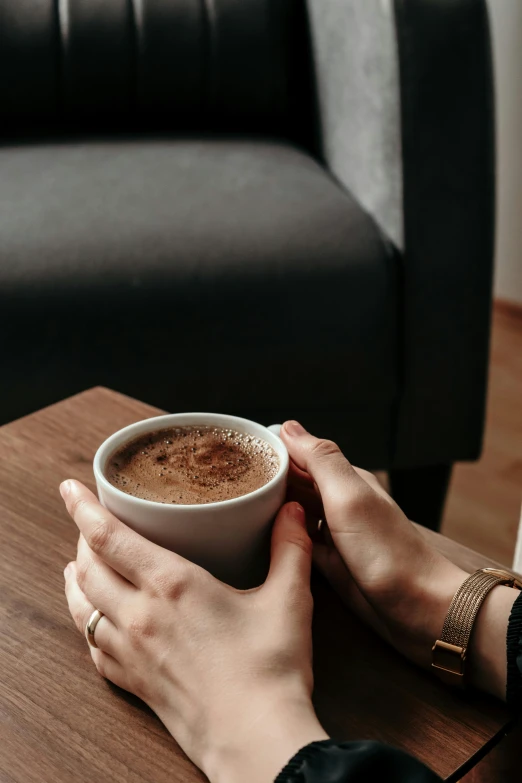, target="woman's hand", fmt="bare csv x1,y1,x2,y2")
280,421,465,668
61,480,327,783
281,421,517,700
281,428,467,666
